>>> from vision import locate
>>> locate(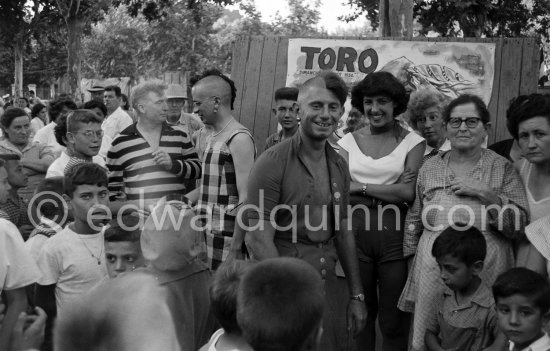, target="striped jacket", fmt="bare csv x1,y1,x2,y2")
106,122,201,208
